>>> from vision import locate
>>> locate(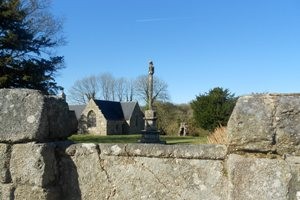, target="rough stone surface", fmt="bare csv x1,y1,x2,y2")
275,95,300,155
227,154,292,200
14,185,60,200
46,96,78,140
285,156,300,200
102,155,227,200
0,89,77,143
10,142,57,187
59,143,109,200
59,143,227,200
0,183,14,200
0,89,47,142
100,143,227,159
228,94,300,155
0,144,11,183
